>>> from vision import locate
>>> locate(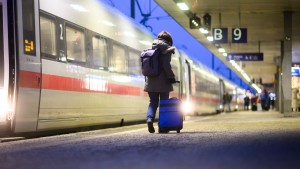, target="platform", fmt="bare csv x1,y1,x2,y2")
0,110,300,169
